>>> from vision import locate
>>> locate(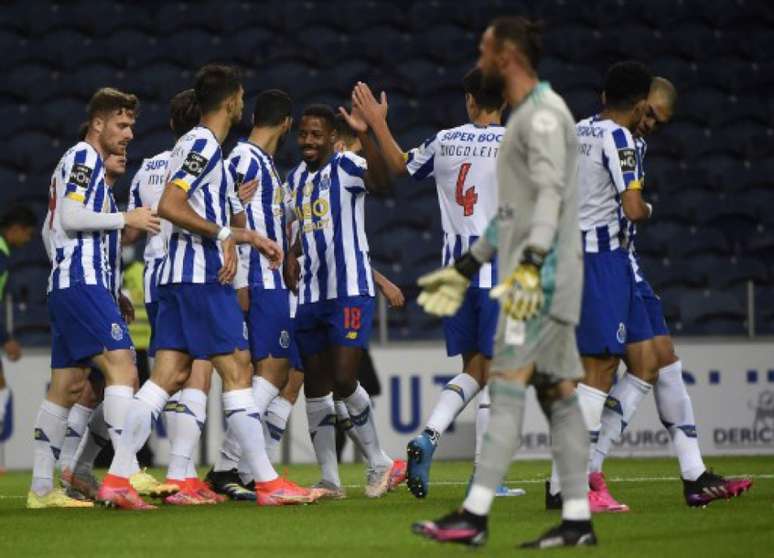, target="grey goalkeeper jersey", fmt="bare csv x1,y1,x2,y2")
471,82,583,325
